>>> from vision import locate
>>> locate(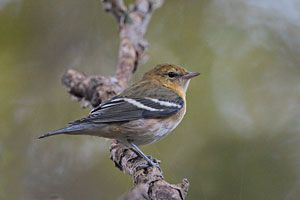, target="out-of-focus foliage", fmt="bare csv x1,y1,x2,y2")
1,0,300,199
